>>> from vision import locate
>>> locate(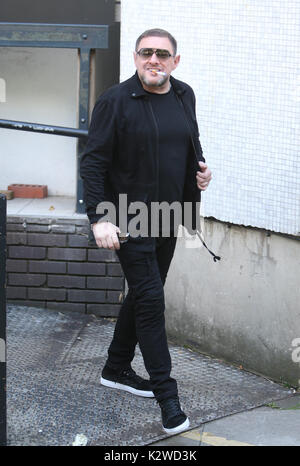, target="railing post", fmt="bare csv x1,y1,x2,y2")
76,47,91,214
0,194,6,446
